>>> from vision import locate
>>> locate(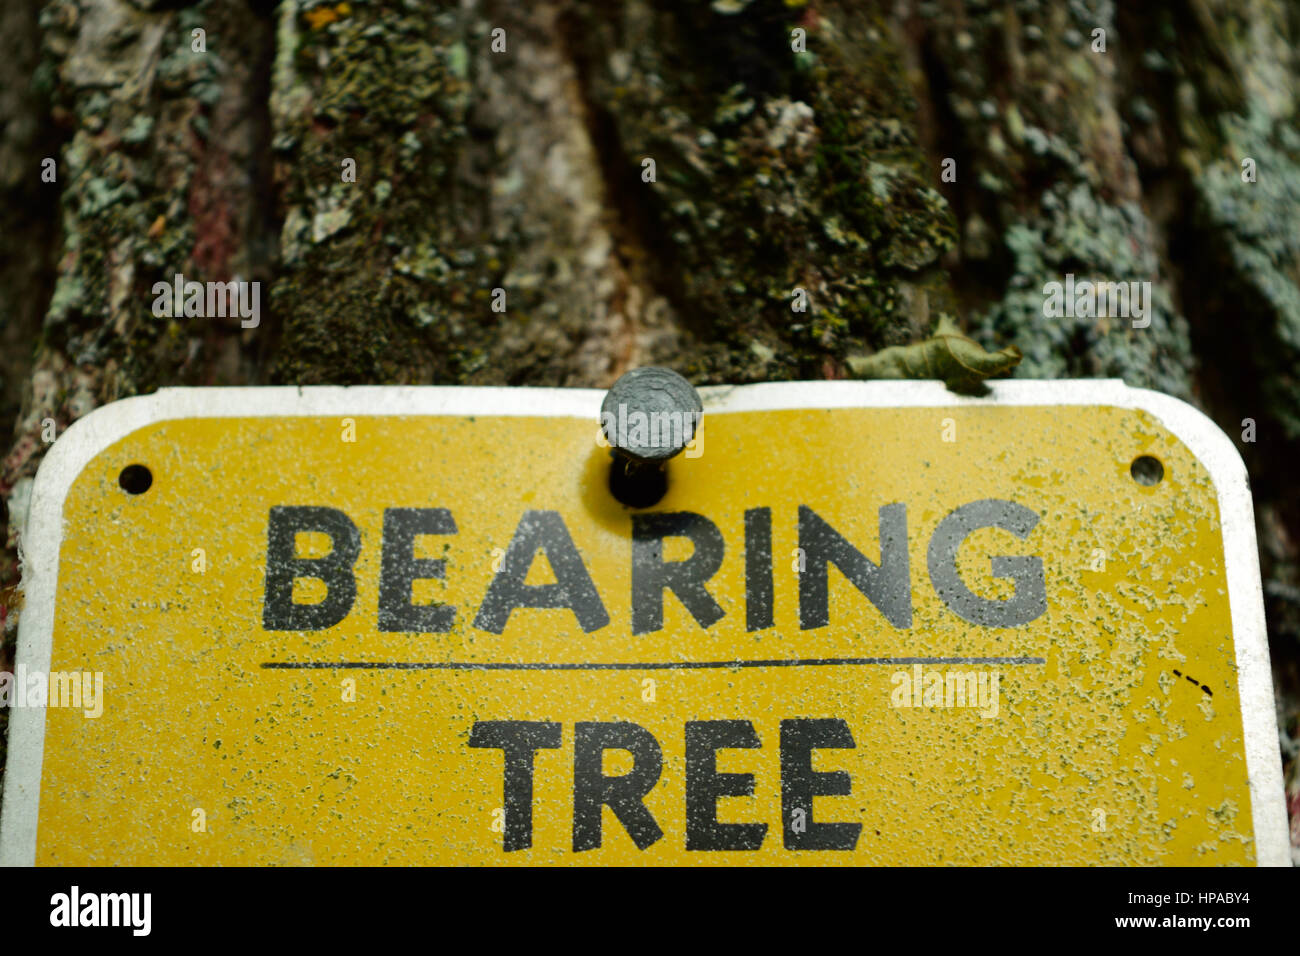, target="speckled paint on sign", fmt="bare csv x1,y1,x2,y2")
28,401,1262,864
